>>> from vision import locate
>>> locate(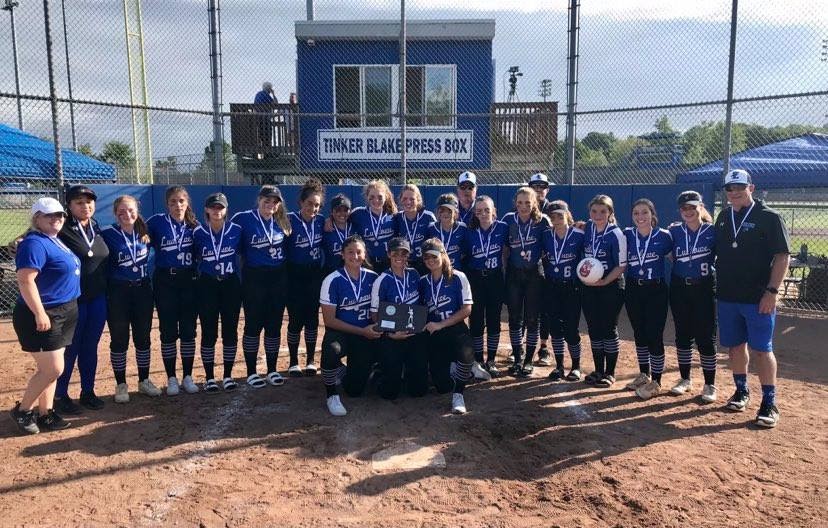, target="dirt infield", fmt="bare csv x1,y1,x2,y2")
1,312,826,528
